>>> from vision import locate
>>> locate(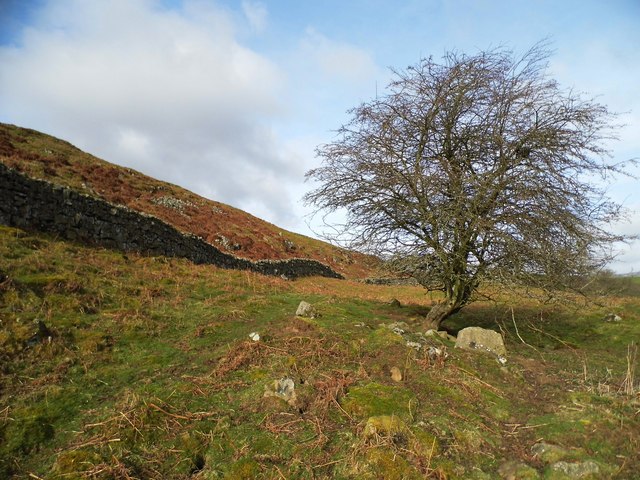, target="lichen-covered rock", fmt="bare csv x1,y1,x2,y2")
455,326,507,357
263,377,297,406
295,301,317,318
603,313,622,323
547,460,600,479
